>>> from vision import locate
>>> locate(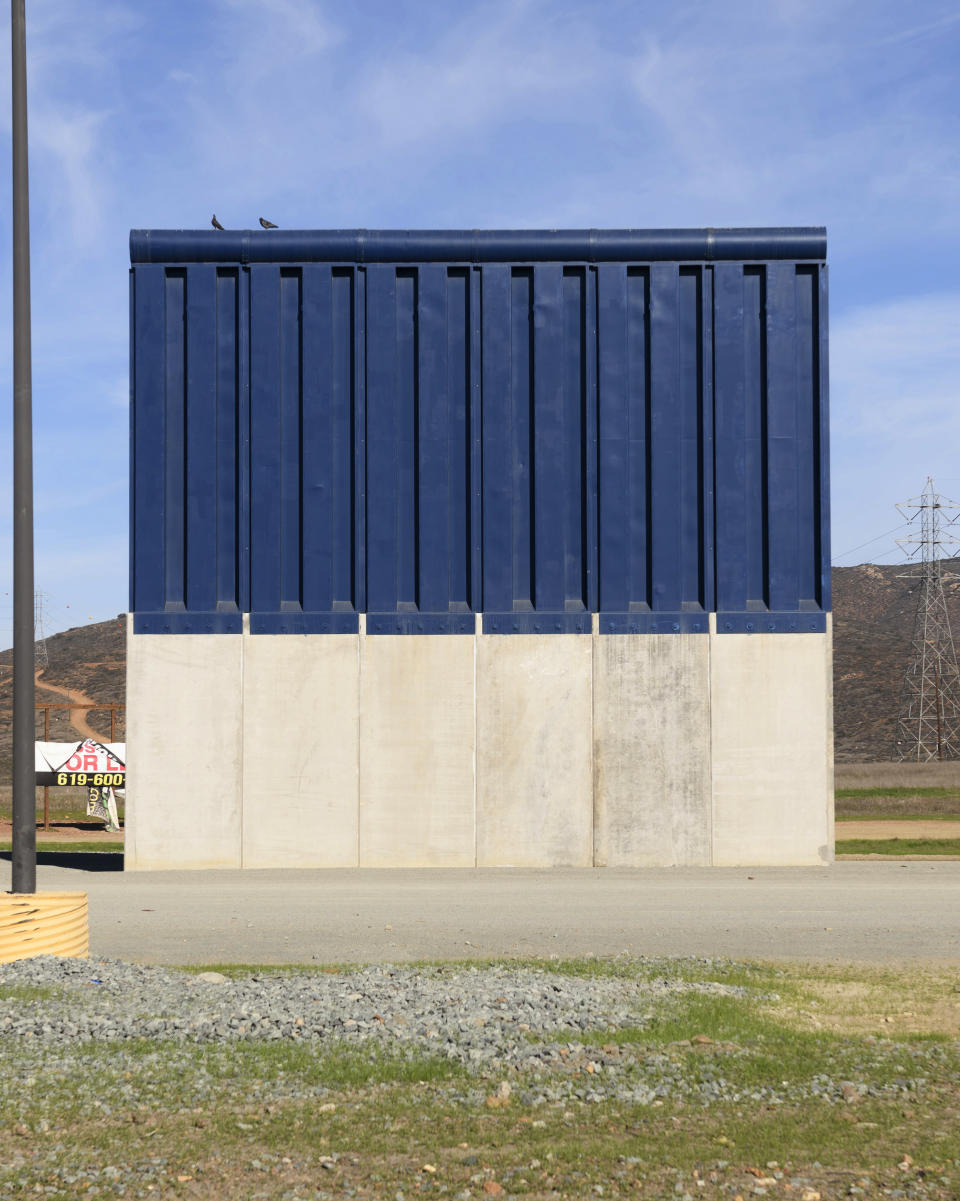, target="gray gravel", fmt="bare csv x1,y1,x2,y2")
0,954,946,1116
